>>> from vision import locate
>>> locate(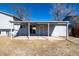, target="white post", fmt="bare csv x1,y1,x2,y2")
10,23,13,40
38,24,40,39
39,25,40,36
43,24,44,35
66,22,69,40
48,23,50,40
28,23,30,39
